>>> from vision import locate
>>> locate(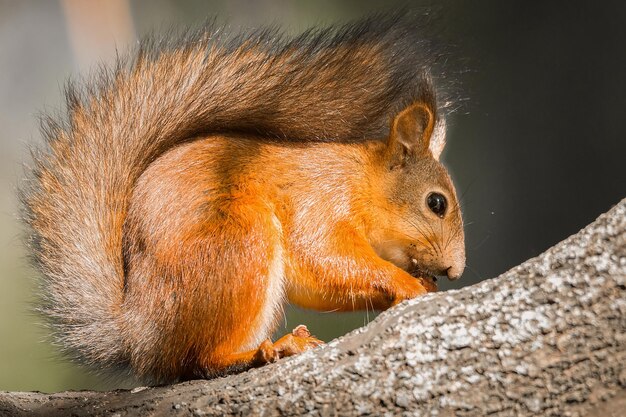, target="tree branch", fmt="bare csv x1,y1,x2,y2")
2,199,625,417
